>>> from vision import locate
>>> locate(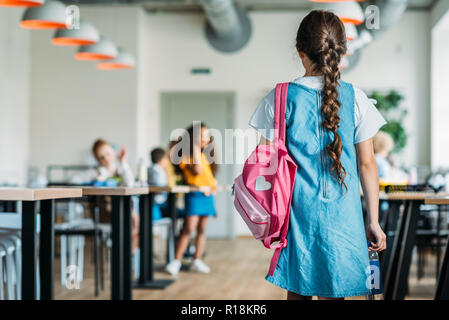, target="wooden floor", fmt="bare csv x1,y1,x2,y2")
54,238,438,300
